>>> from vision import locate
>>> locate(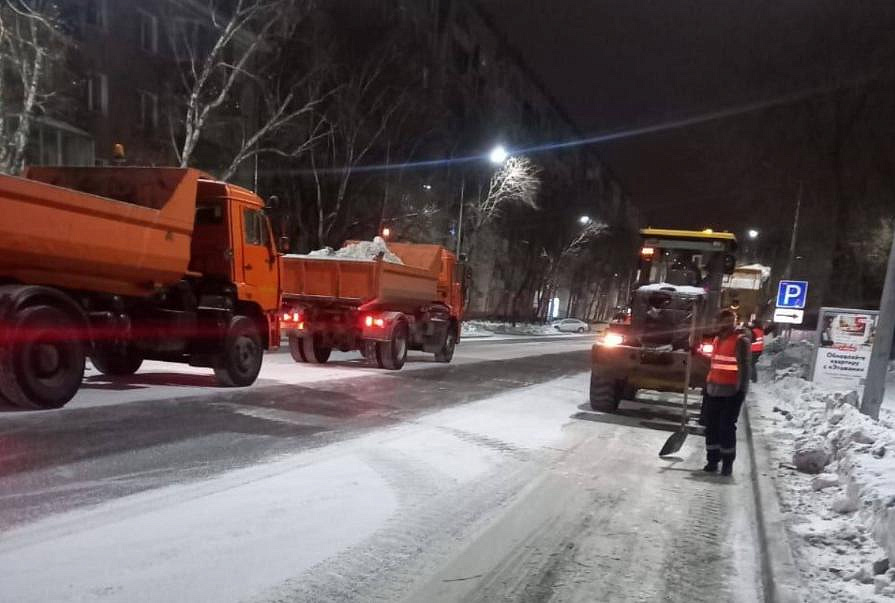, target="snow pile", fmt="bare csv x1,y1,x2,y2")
460,322,491,338
751,357,895,599
635,283,706,296
767,338,816,378
463,320,561,336
305,237,403,264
